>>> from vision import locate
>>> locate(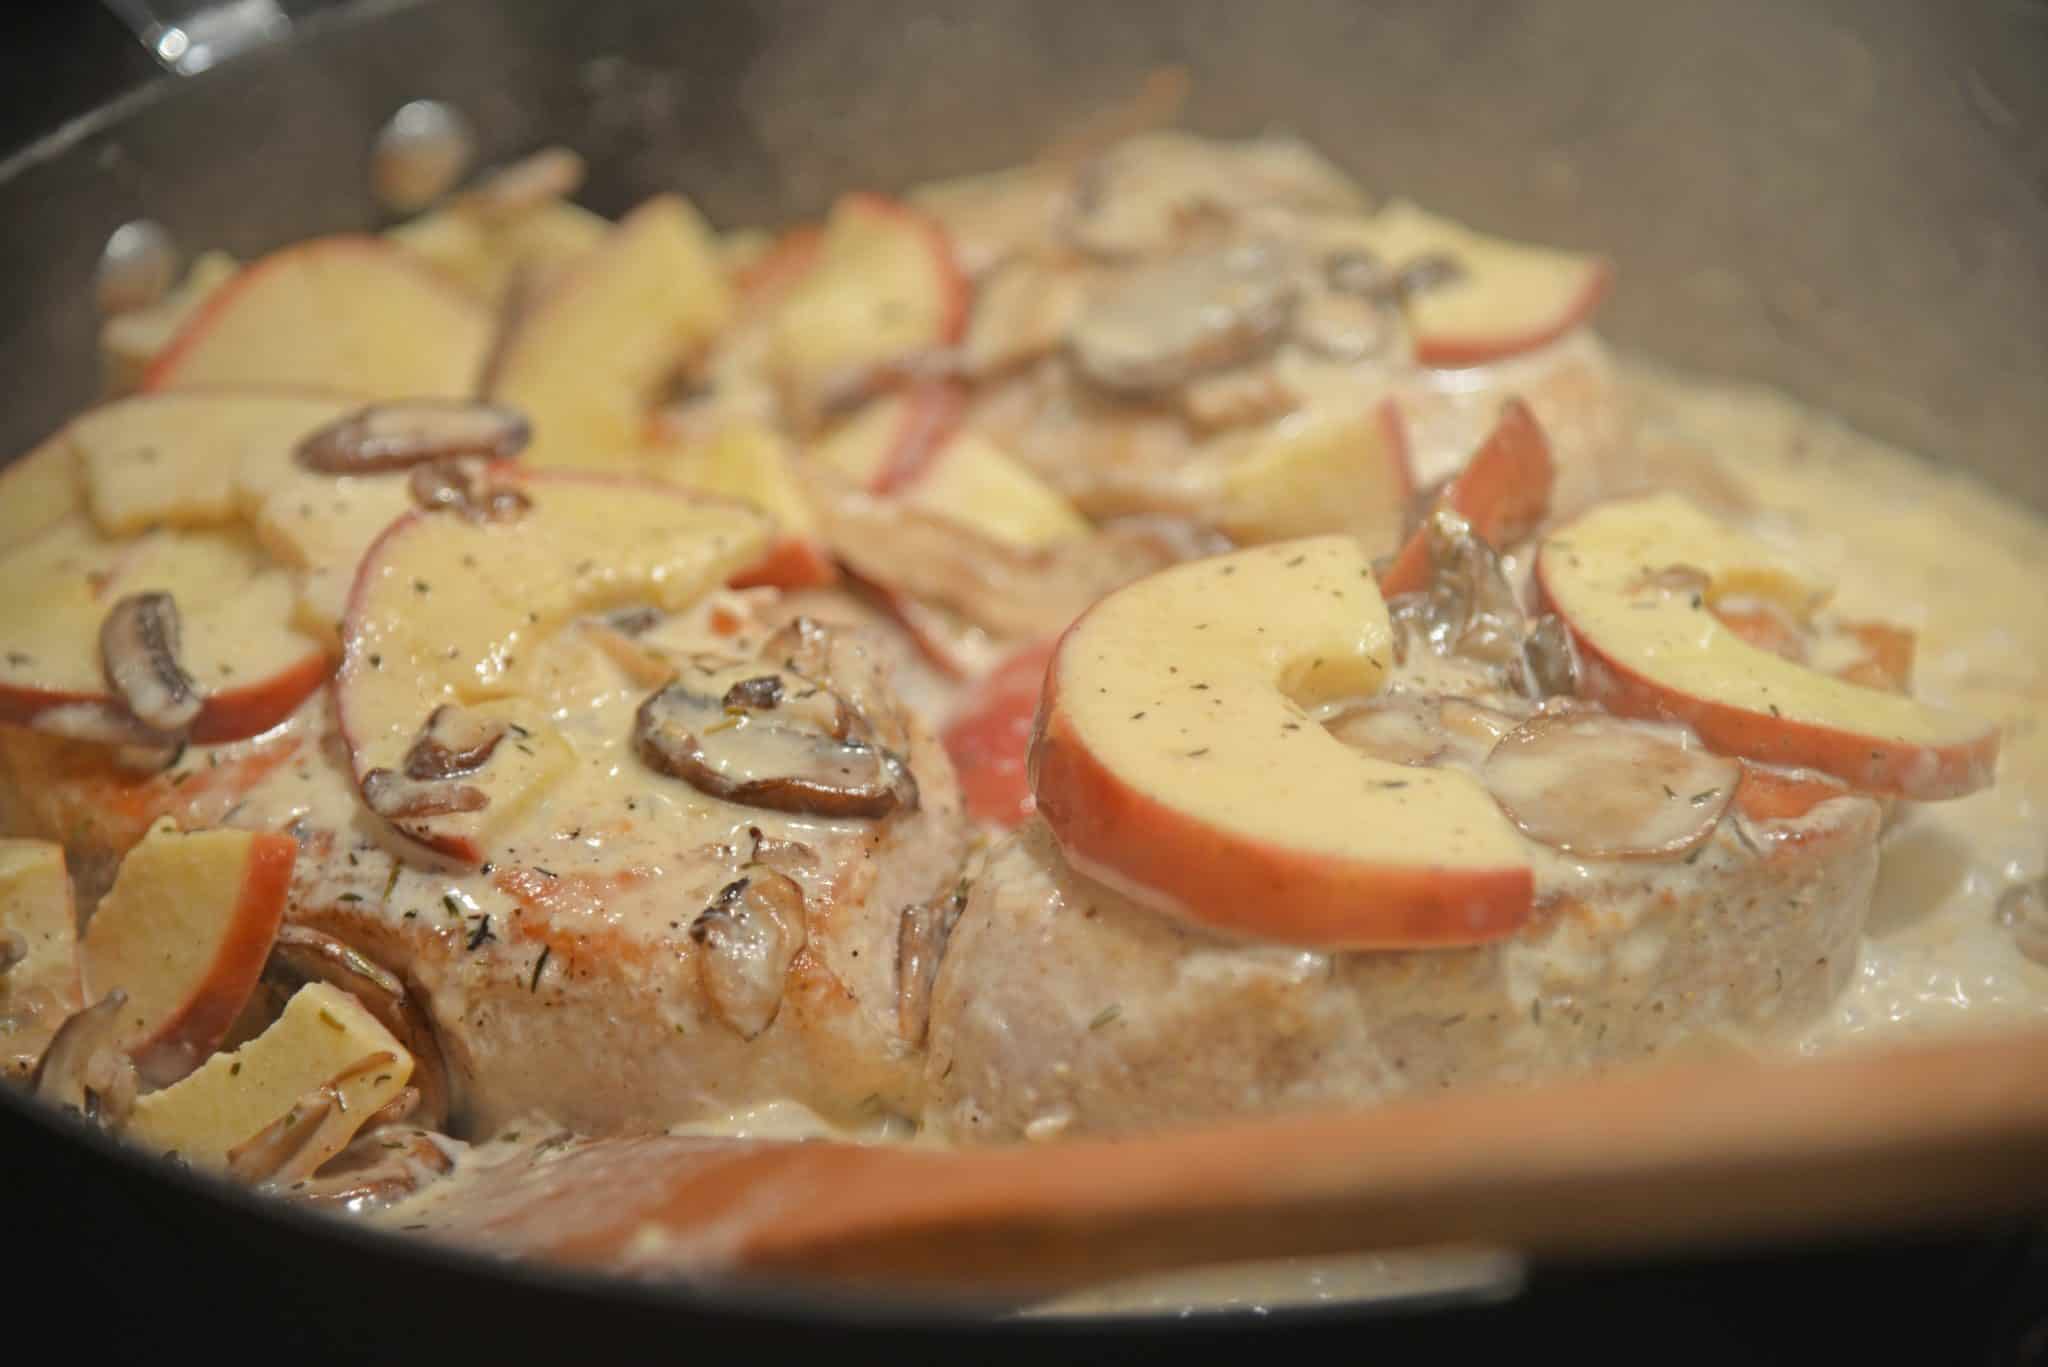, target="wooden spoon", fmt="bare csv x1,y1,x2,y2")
401,1027,2048,1298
